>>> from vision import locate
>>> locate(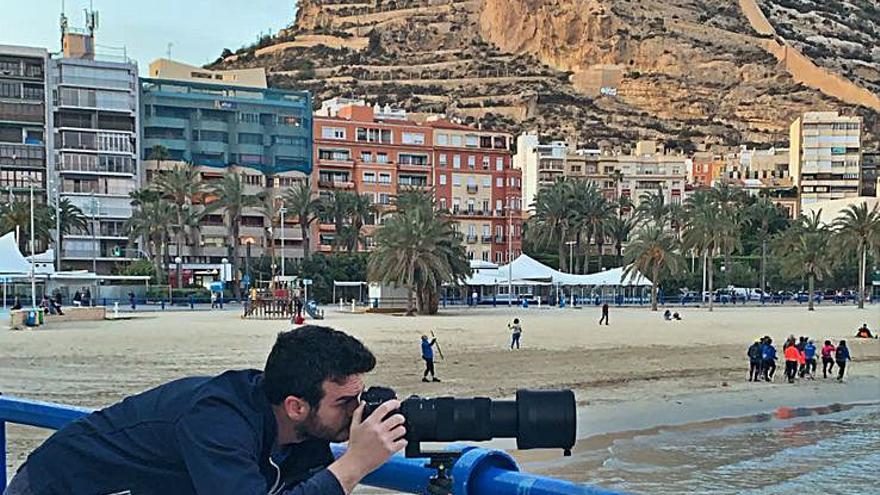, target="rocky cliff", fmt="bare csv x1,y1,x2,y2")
212,0,879,148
